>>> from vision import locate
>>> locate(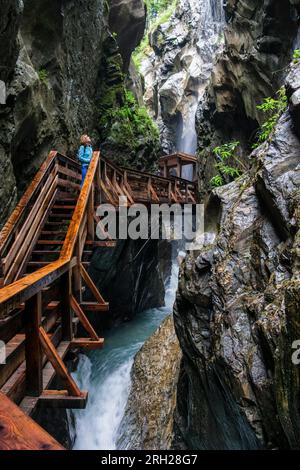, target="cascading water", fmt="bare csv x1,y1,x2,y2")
177,0,226,156
69,255,180,450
